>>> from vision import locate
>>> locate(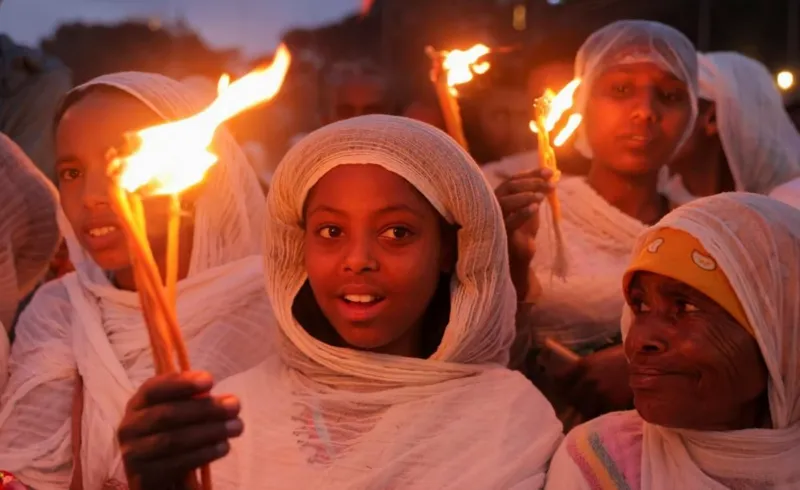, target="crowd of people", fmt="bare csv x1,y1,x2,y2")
0,16,799,490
